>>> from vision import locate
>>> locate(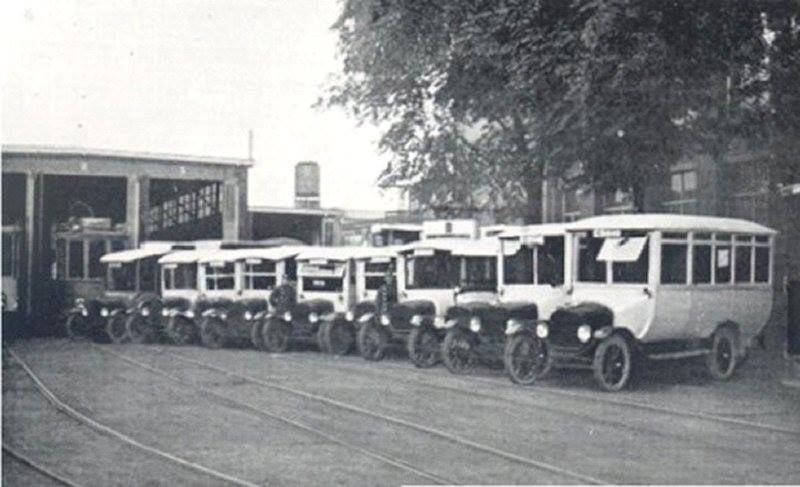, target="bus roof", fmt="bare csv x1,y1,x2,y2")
498,223,571,239
399,238,499,257
100,243,175,264
566,214,776,235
